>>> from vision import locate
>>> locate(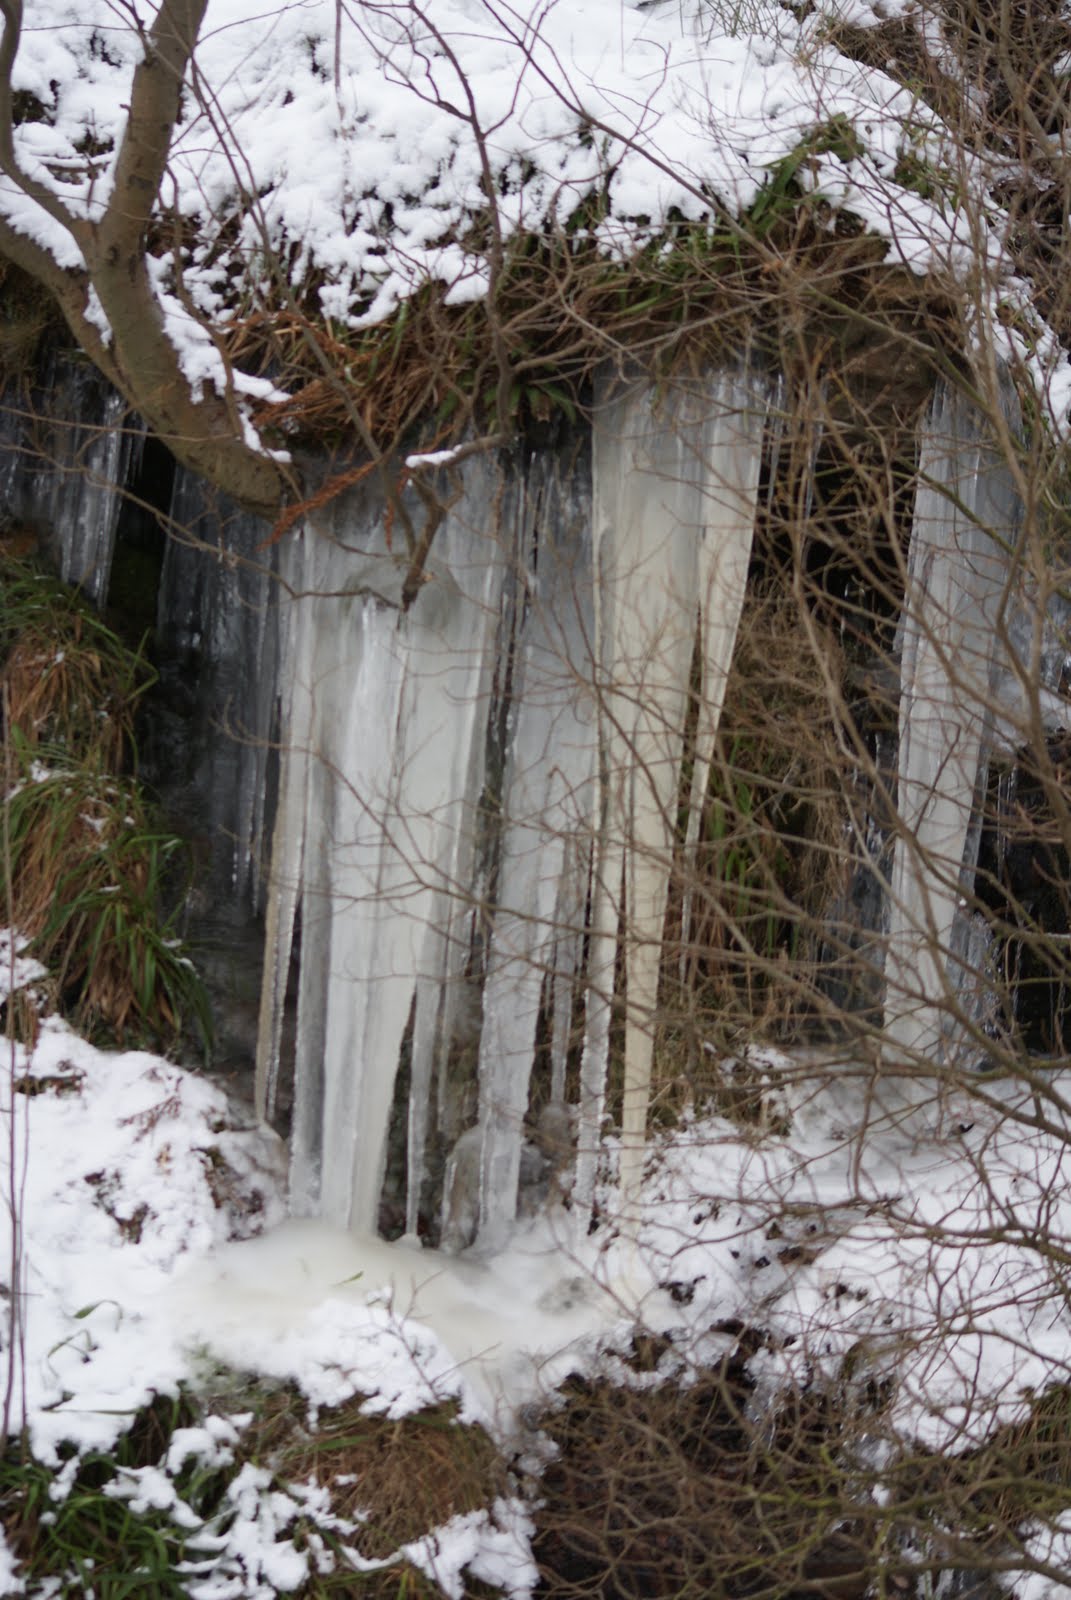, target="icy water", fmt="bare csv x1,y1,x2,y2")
163,1216,671,1426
